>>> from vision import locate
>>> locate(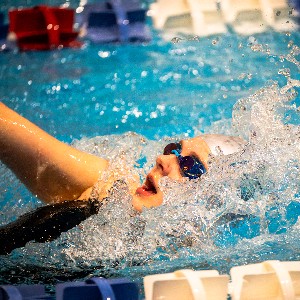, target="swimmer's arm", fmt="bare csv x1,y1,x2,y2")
0,102,108,203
